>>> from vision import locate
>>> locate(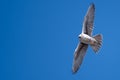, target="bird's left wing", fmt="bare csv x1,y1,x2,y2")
72,42,88,73
82,3,95,36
